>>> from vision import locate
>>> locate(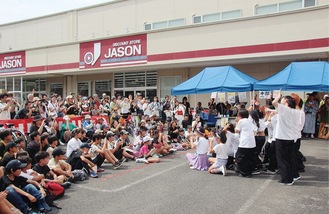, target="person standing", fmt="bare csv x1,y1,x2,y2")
303,92,319,138
273,95,300,185
0,93,12,120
